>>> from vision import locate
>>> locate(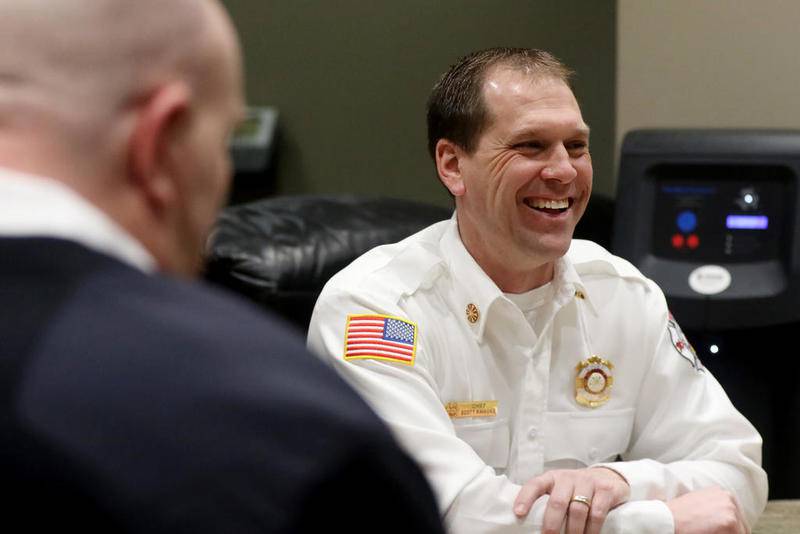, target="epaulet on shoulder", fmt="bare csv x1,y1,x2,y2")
323,221,447,300
377,240,444,296
568,239,651,288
